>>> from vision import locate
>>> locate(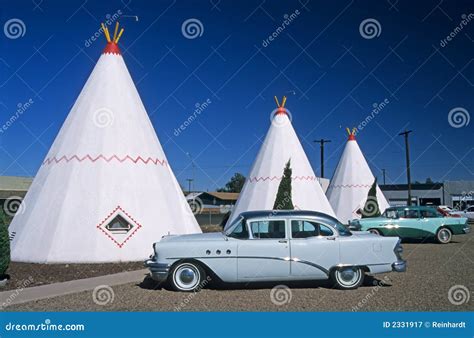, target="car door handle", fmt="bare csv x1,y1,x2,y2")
278,240,288,243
